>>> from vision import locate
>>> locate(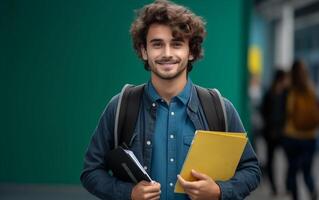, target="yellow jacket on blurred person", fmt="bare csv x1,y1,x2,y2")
284,89,318,140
